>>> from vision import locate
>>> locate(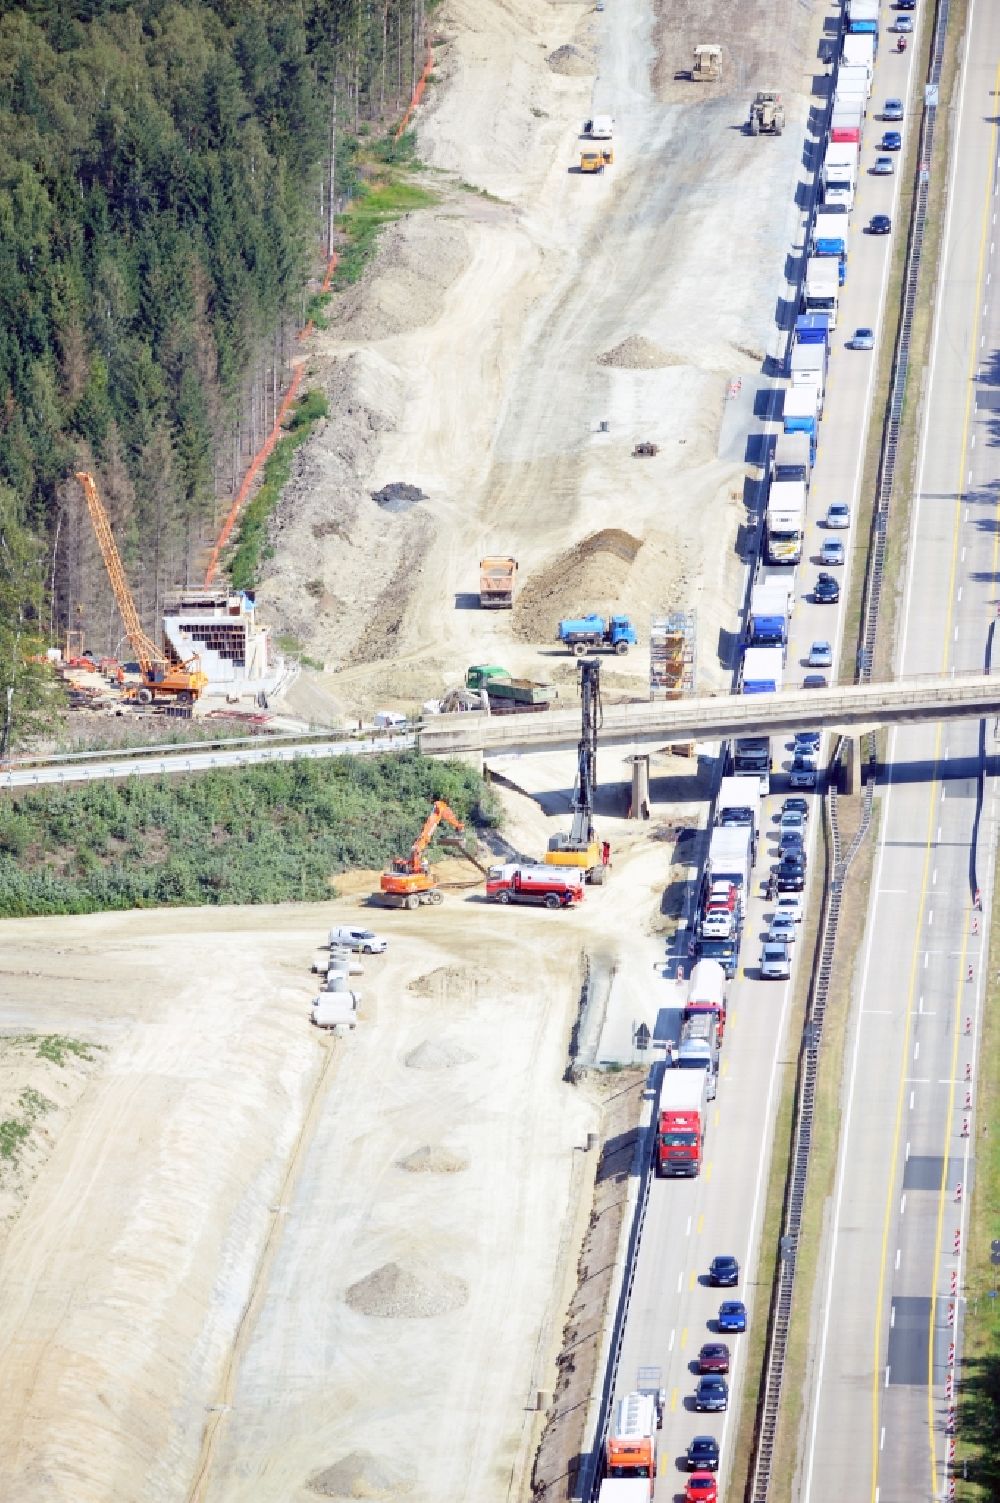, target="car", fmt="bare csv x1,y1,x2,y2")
329,925,388,954
694,1375,729,1412
780,806,806,833
895,15,914,31
776,892,804,923
686,1471,719,1503
776,863,806,892
686,1435,721,1471
779,829,805,855
698,1341,731,1374
814,573,840,604
807,639,833,668
883,98,905,121
768,914,798,947
761,940,792,979
788,759,817,791
783,795,809,818
718,1300,747,1333
793,730,821,755
851,326,875,351
701,910,736,940
803,673,829,688
825,501,851,529
820,539,845,566
871,155,895,176
880,130,902,151
709,1254,740,1287
868,213,893,235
